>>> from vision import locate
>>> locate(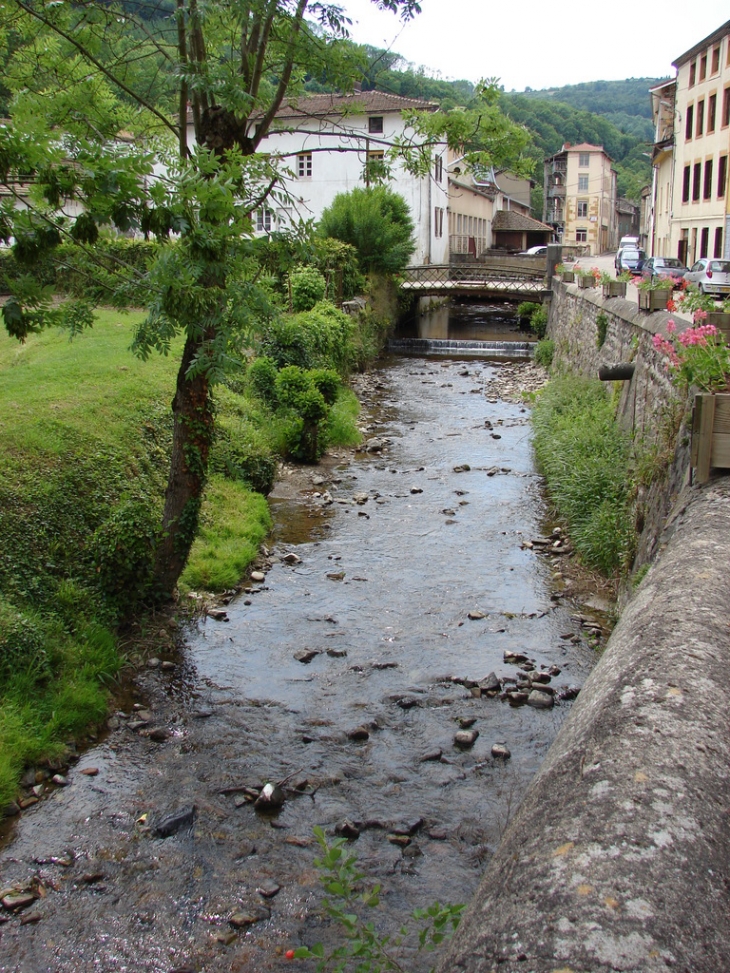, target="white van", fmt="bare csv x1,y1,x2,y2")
619,236,639,248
